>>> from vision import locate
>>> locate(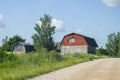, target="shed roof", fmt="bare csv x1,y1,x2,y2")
12,42,34,52
12,42,33,48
